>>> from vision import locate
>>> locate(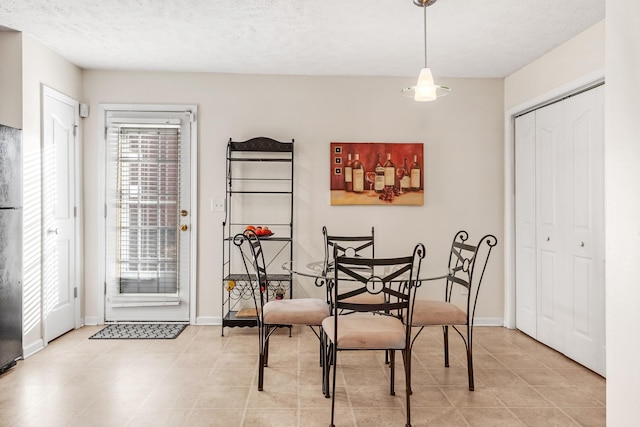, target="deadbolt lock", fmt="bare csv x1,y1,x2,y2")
181,210,188,217
180,224,188,232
